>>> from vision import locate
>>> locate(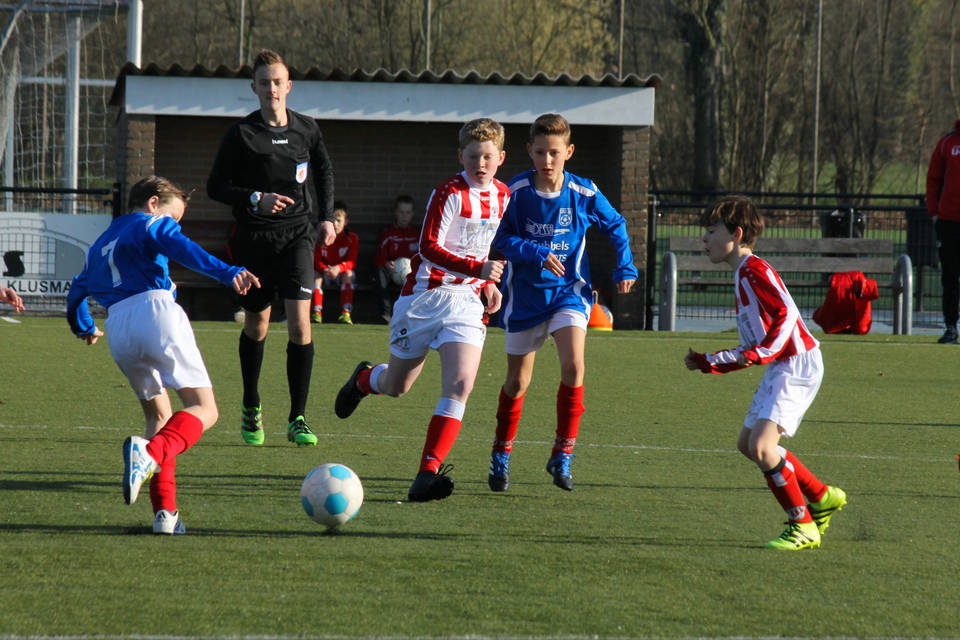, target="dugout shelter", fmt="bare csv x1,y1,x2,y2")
110,64,658,327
